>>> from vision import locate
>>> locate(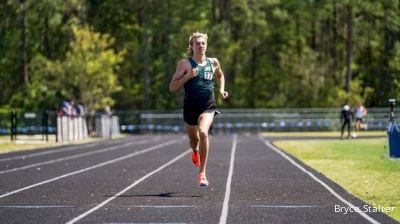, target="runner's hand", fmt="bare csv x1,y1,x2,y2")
220,90,229,100
188,68,198,78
